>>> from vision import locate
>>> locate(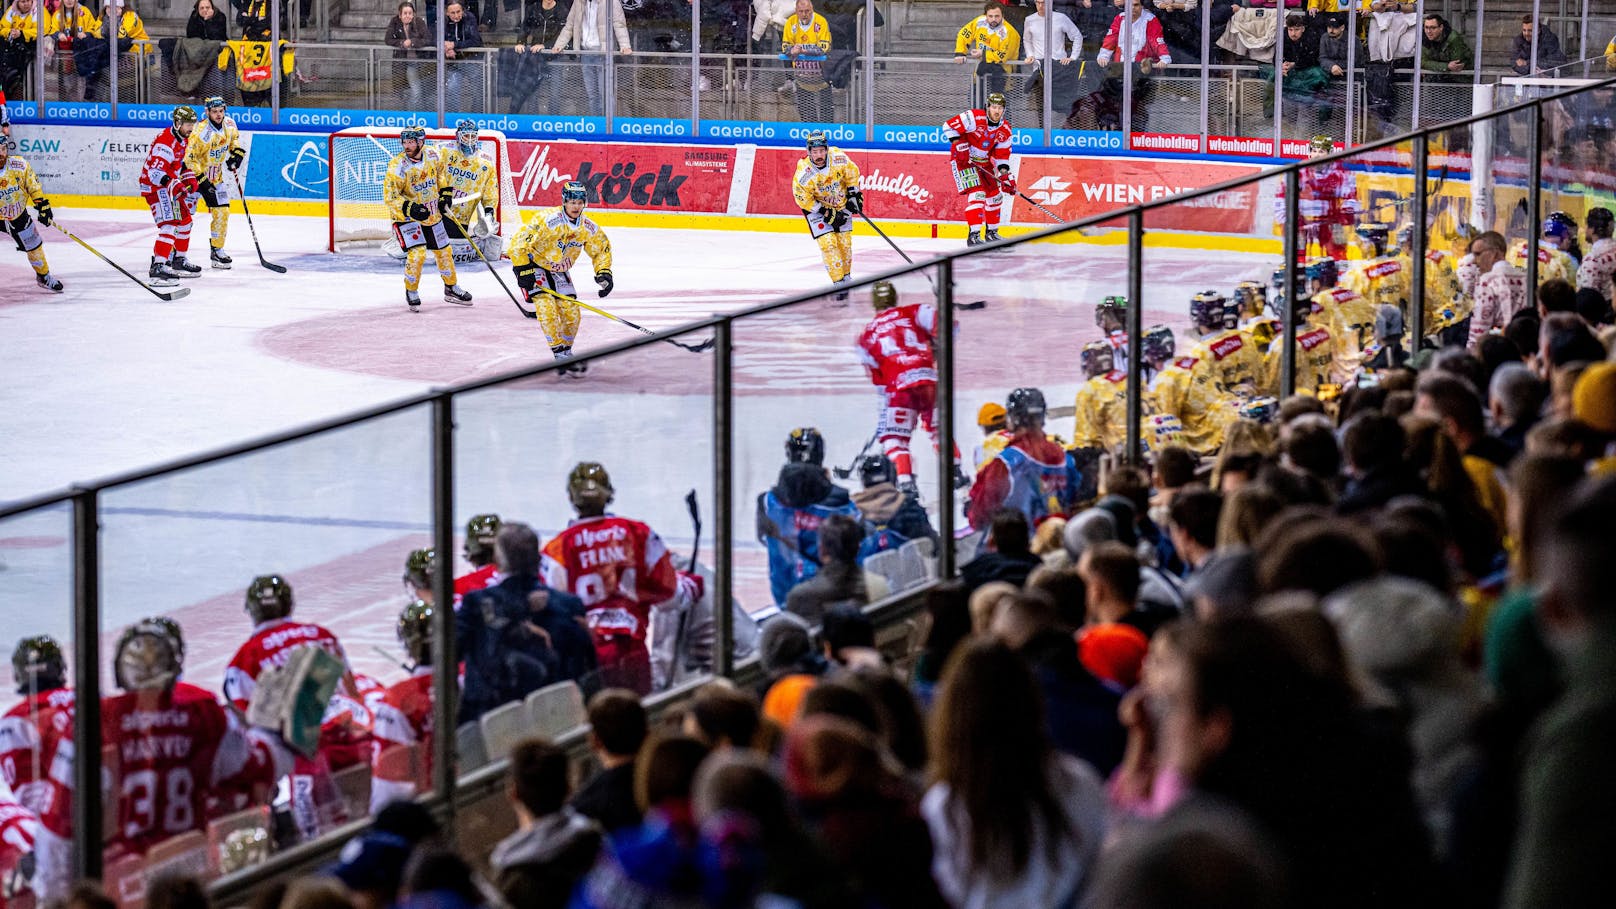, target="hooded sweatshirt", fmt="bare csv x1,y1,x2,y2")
491,808,604,909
